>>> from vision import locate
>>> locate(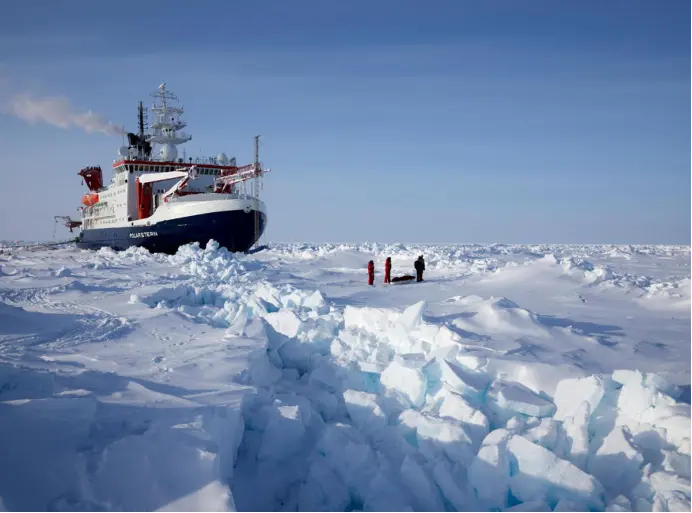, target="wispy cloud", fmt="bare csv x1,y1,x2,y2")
2,92,124,136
